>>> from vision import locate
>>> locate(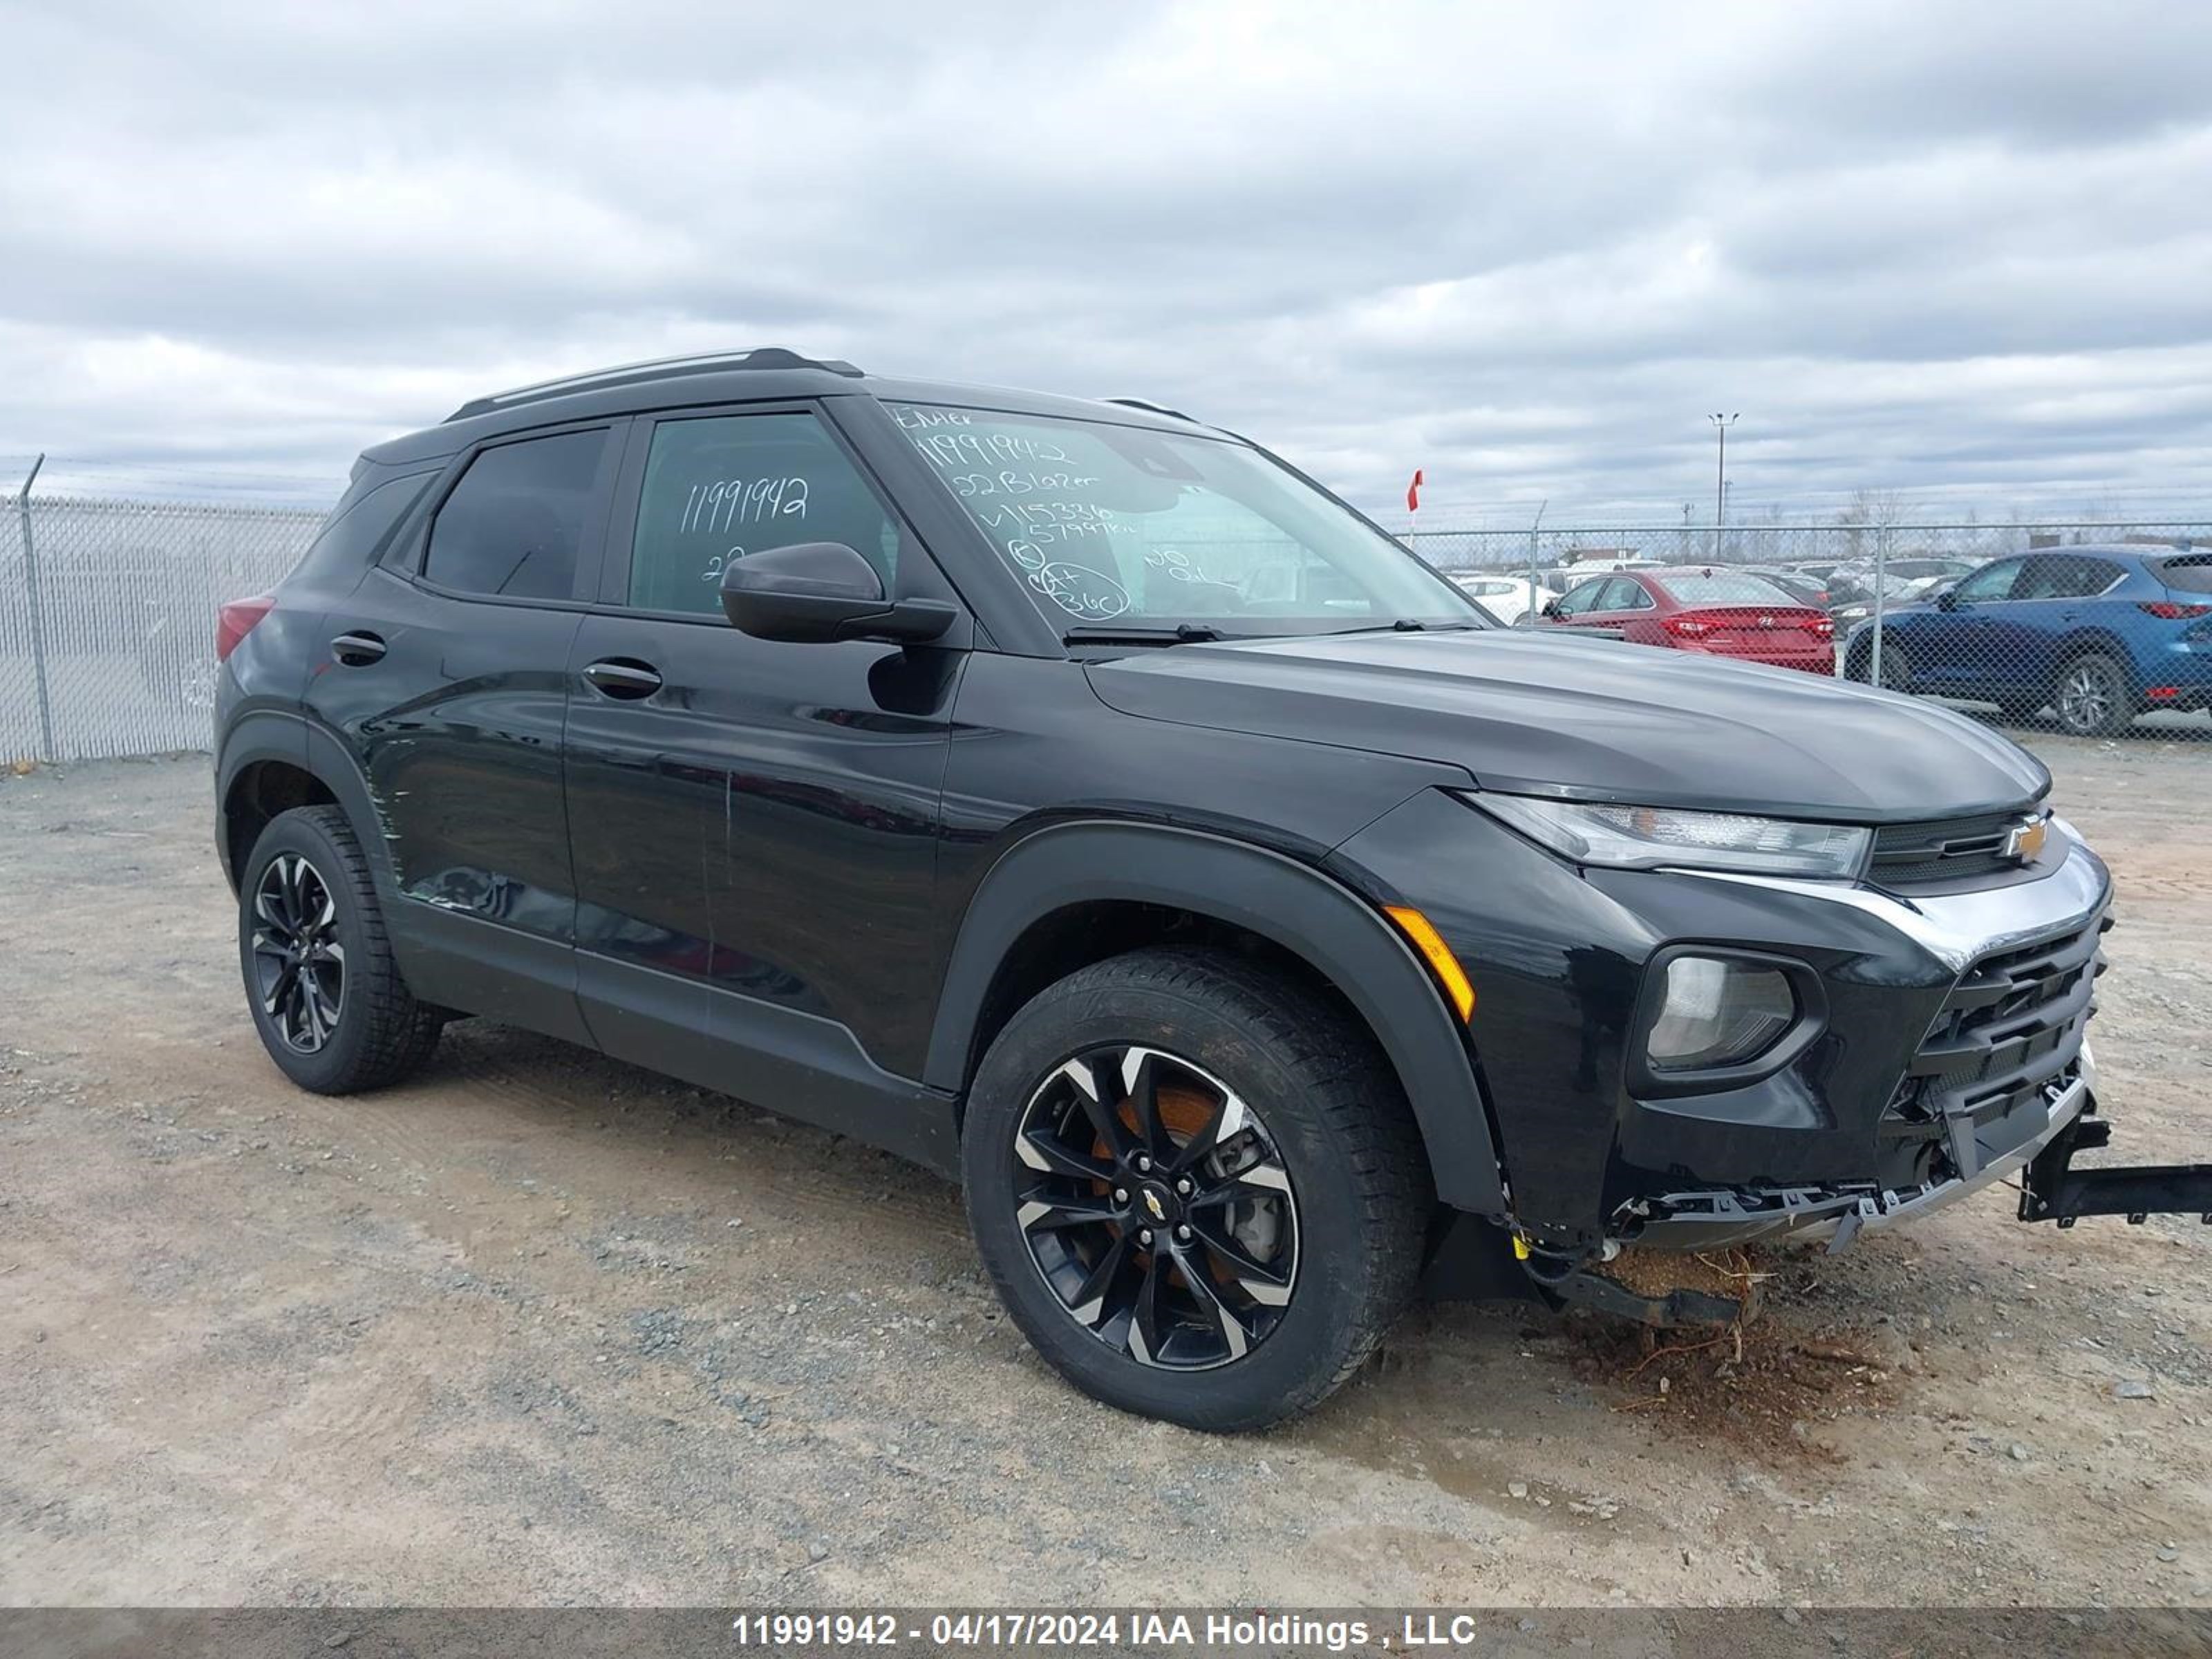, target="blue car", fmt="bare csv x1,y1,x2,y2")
1844,544,2212,735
